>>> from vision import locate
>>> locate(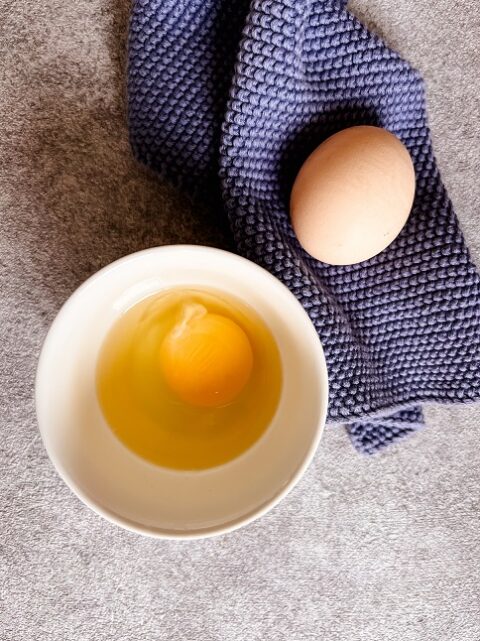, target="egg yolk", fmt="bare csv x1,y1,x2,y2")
159,303,254,407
